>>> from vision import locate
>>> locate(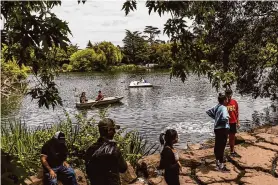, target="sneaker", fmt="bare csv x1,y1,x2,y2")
217,163,230,173
215,160,220,170
230,152,241,158
220,165,230,173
